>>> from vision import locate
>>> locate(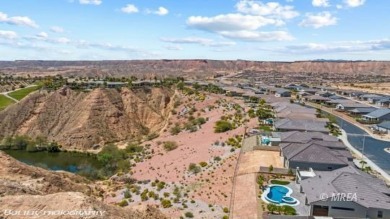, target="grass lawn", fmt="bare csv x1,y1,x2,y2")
8,86,40,100
0,94,16,110
270,179,290,185
259,125,272,132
